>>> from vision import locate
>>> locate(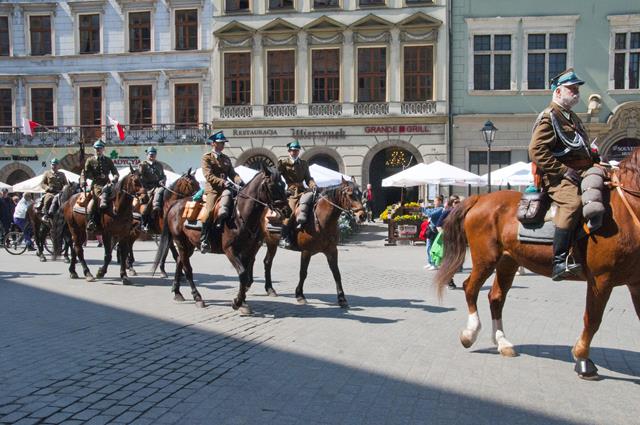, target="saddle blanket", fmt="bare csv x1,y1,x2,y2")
72,206,89,215
266,223,282,234
518,221,554,244
132,212,142,221
184,220,202,231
